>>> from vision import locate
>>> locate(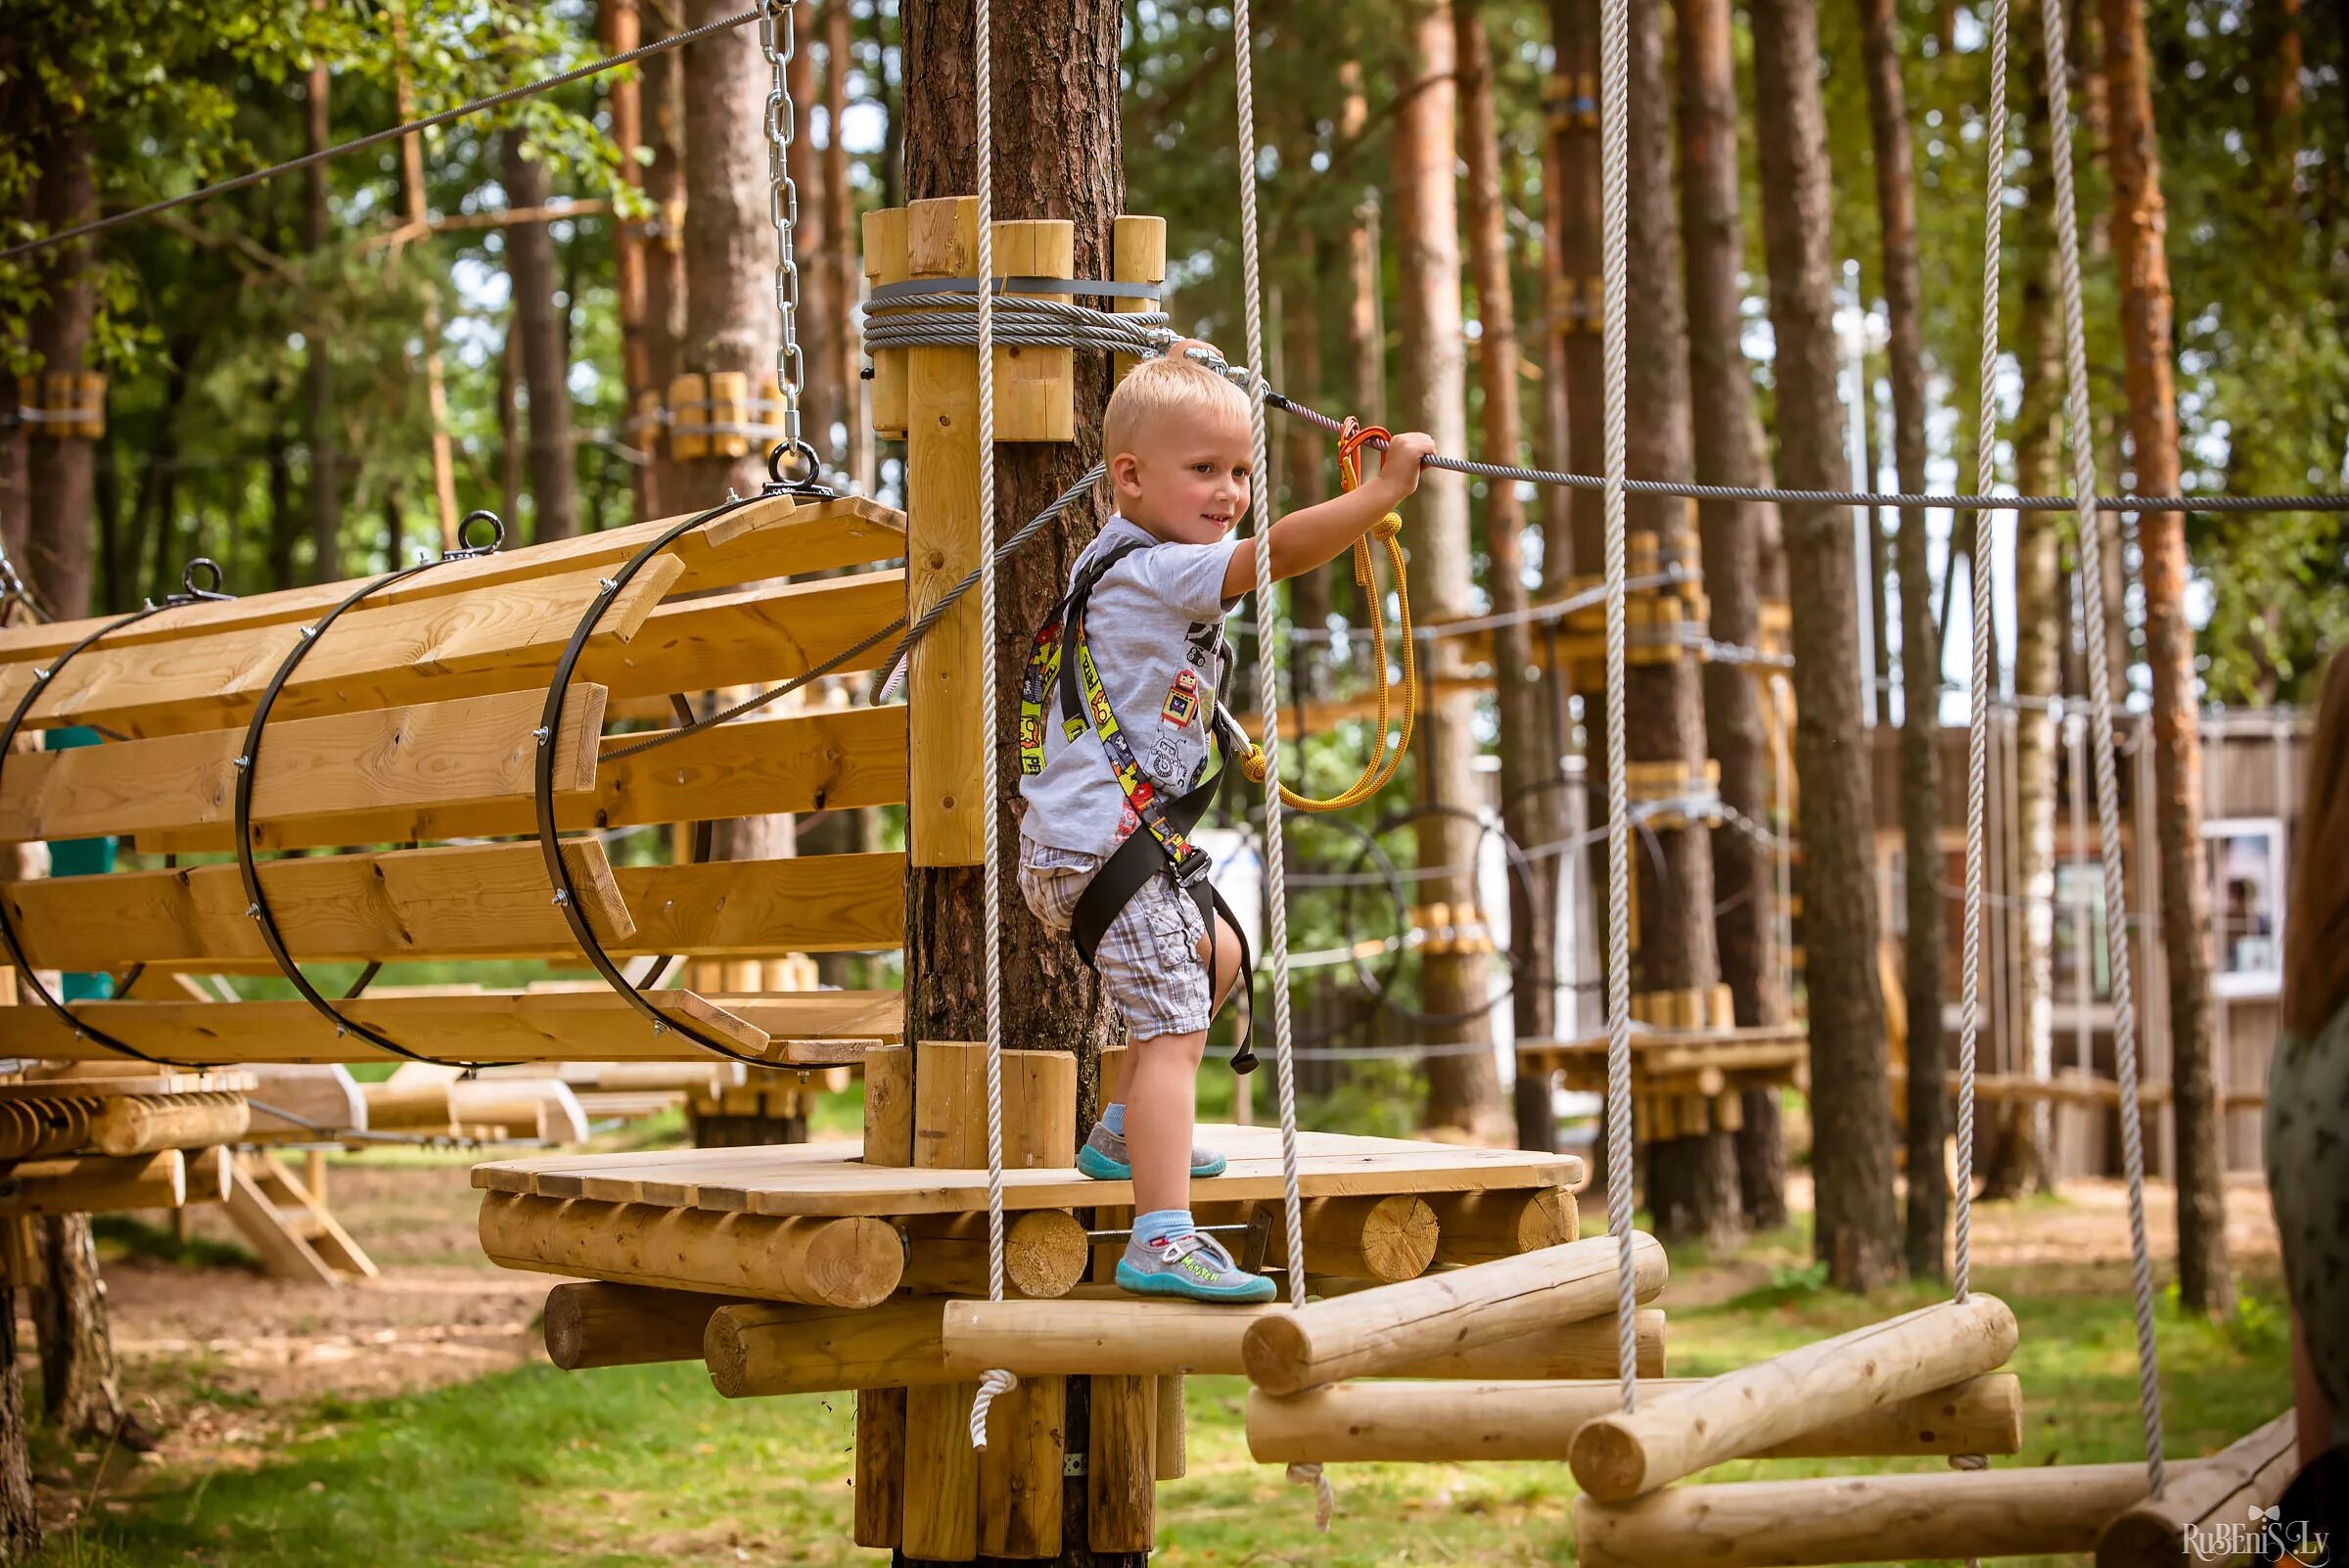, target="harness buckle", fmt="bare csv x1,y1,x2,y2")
1172,851,1214,890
